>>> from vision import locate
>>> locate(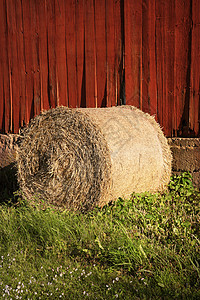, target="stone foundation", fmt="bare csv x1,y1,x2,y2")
168,138,200,189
